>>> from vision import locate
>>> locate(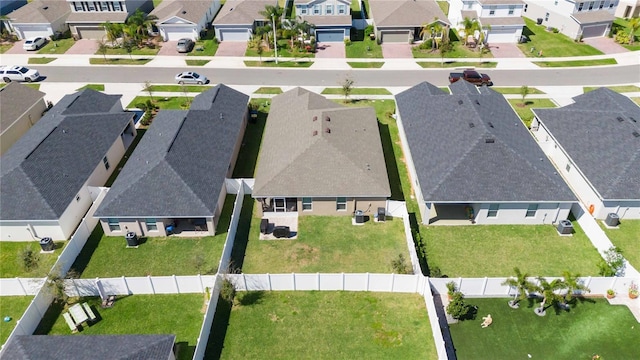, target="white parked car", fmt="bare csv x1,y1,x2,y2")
23,37,46,51
175,71,208,85
0,66,41,82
